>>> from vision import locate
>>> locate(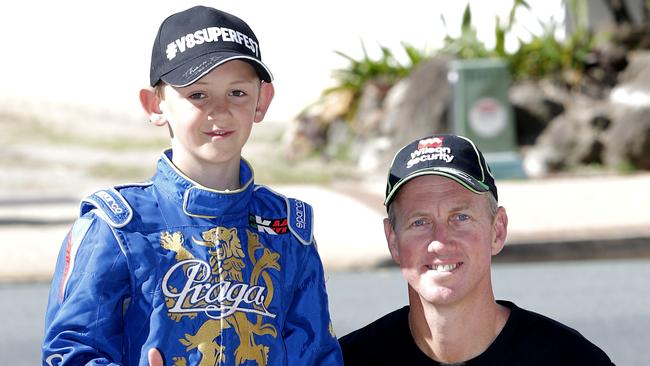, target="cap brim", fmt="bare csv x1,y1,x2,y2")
384,167,490,207
160,52,273,87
